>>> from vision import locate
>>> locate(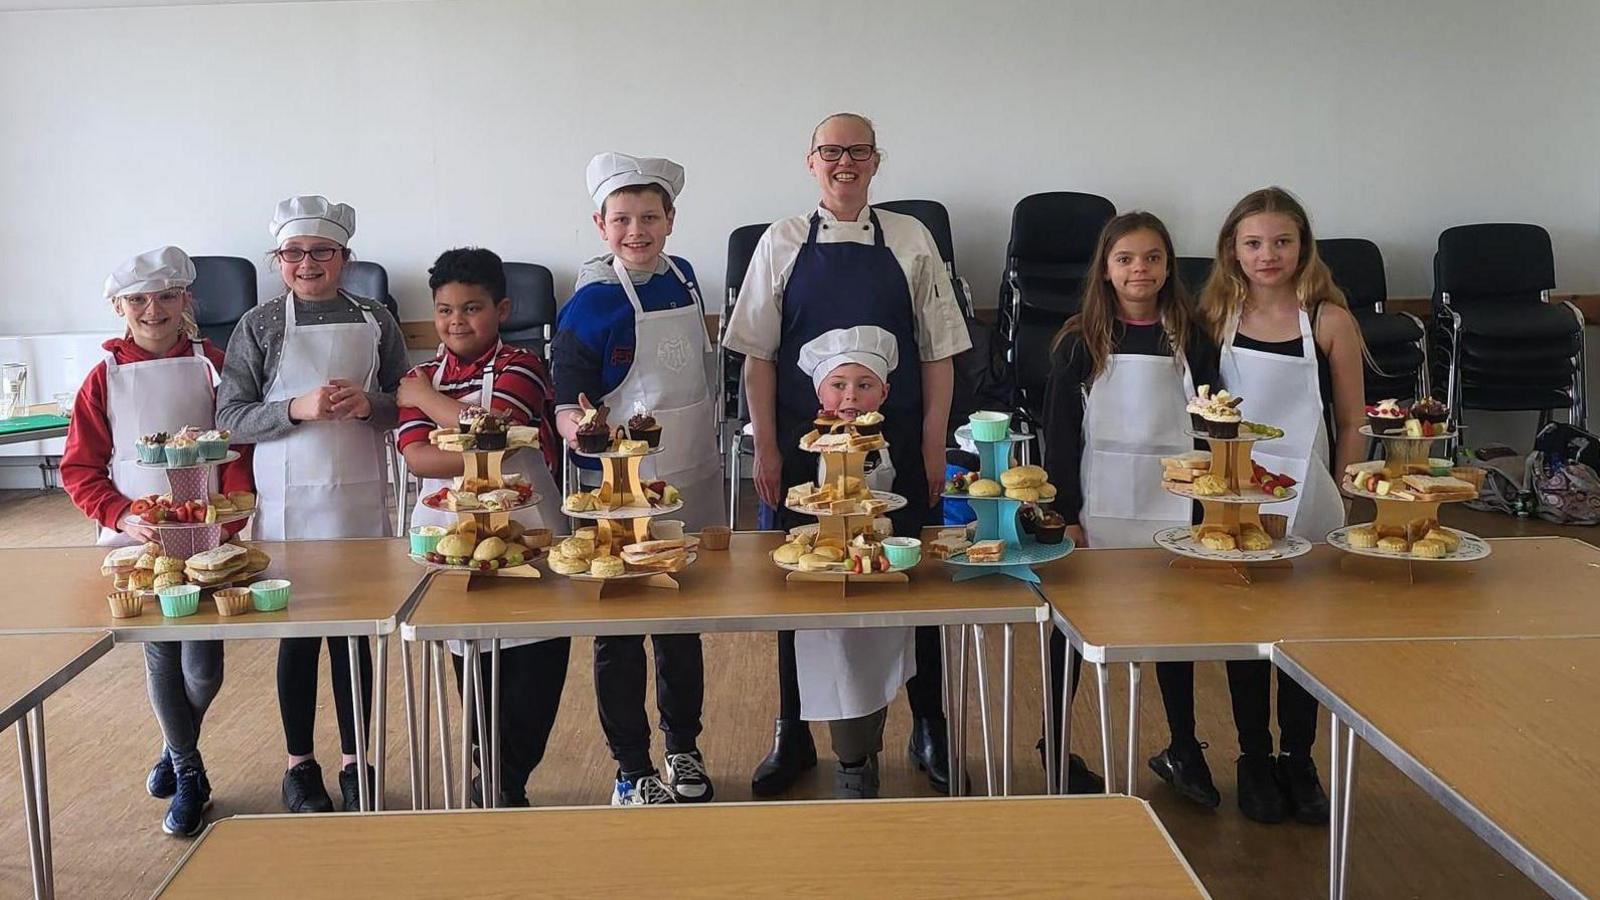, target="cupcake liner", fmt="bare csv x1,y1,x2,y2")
250,579,291,612
576,432,610,454
697,527,731,551
157,585,201,618
1260,515,1289,539
637,428,662,447
1205,419,1240,438
213,588,252,617
409,527,444,556
968,411,1011,442
882,538,922,568
136,443,166,464
164,445,200,467
107,591,143,619
1189,413,1207,433
197,439,228,460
